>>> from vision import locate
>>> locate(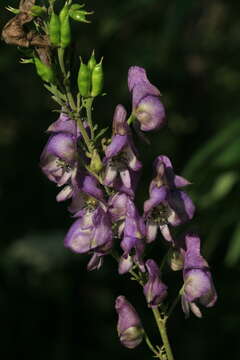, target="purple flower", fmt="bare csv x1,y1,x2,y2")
64,205,113,255
104,105,142,193
40,132,77,189
181,234,217,318
119,198,146,274
68,172,105,216
128,66,166,131
47,112,78,136
143,259,168,307
115,295,144,349
108,192,129,238
144,155,195,242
